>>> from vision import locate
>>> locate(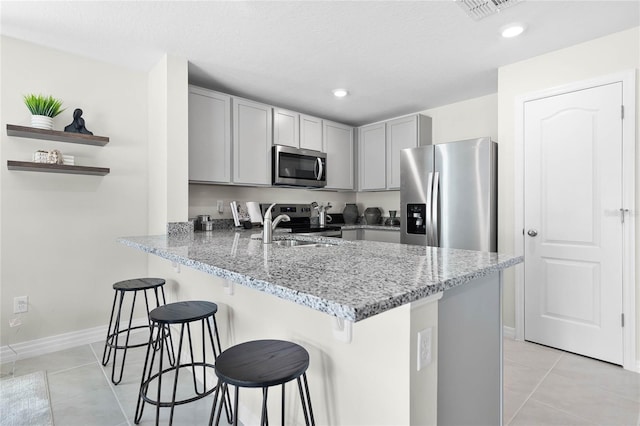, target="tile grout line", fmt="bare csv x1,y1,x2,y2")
505,354,564,425
88,342,133,426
